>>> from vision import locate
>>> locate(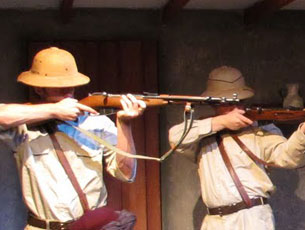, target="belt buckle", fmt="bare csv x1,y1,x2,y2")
49,221,67,230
